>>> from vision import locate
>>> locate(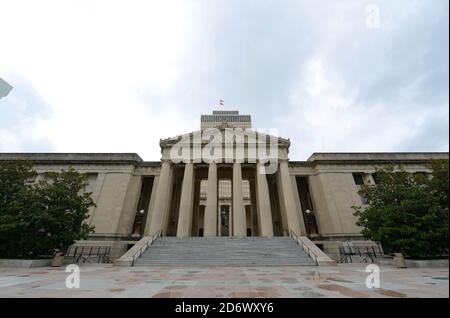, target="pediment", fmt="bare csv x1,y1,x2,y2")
160,128,290,149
